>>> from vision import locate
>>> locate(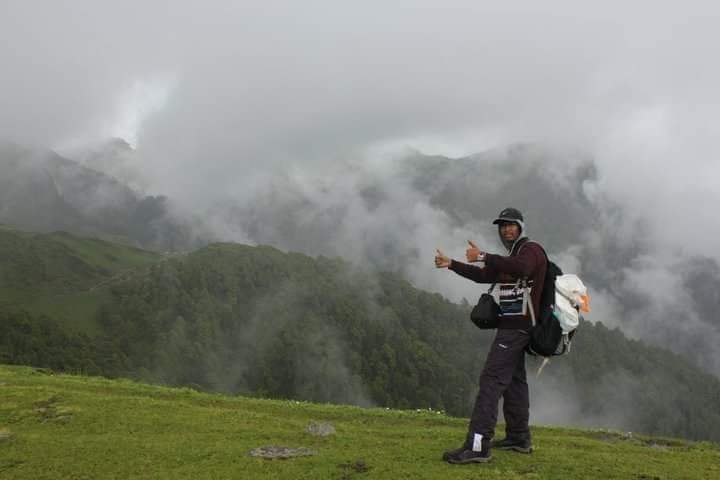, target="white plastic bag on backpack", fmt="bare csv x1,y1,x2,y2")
553,274,588,333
